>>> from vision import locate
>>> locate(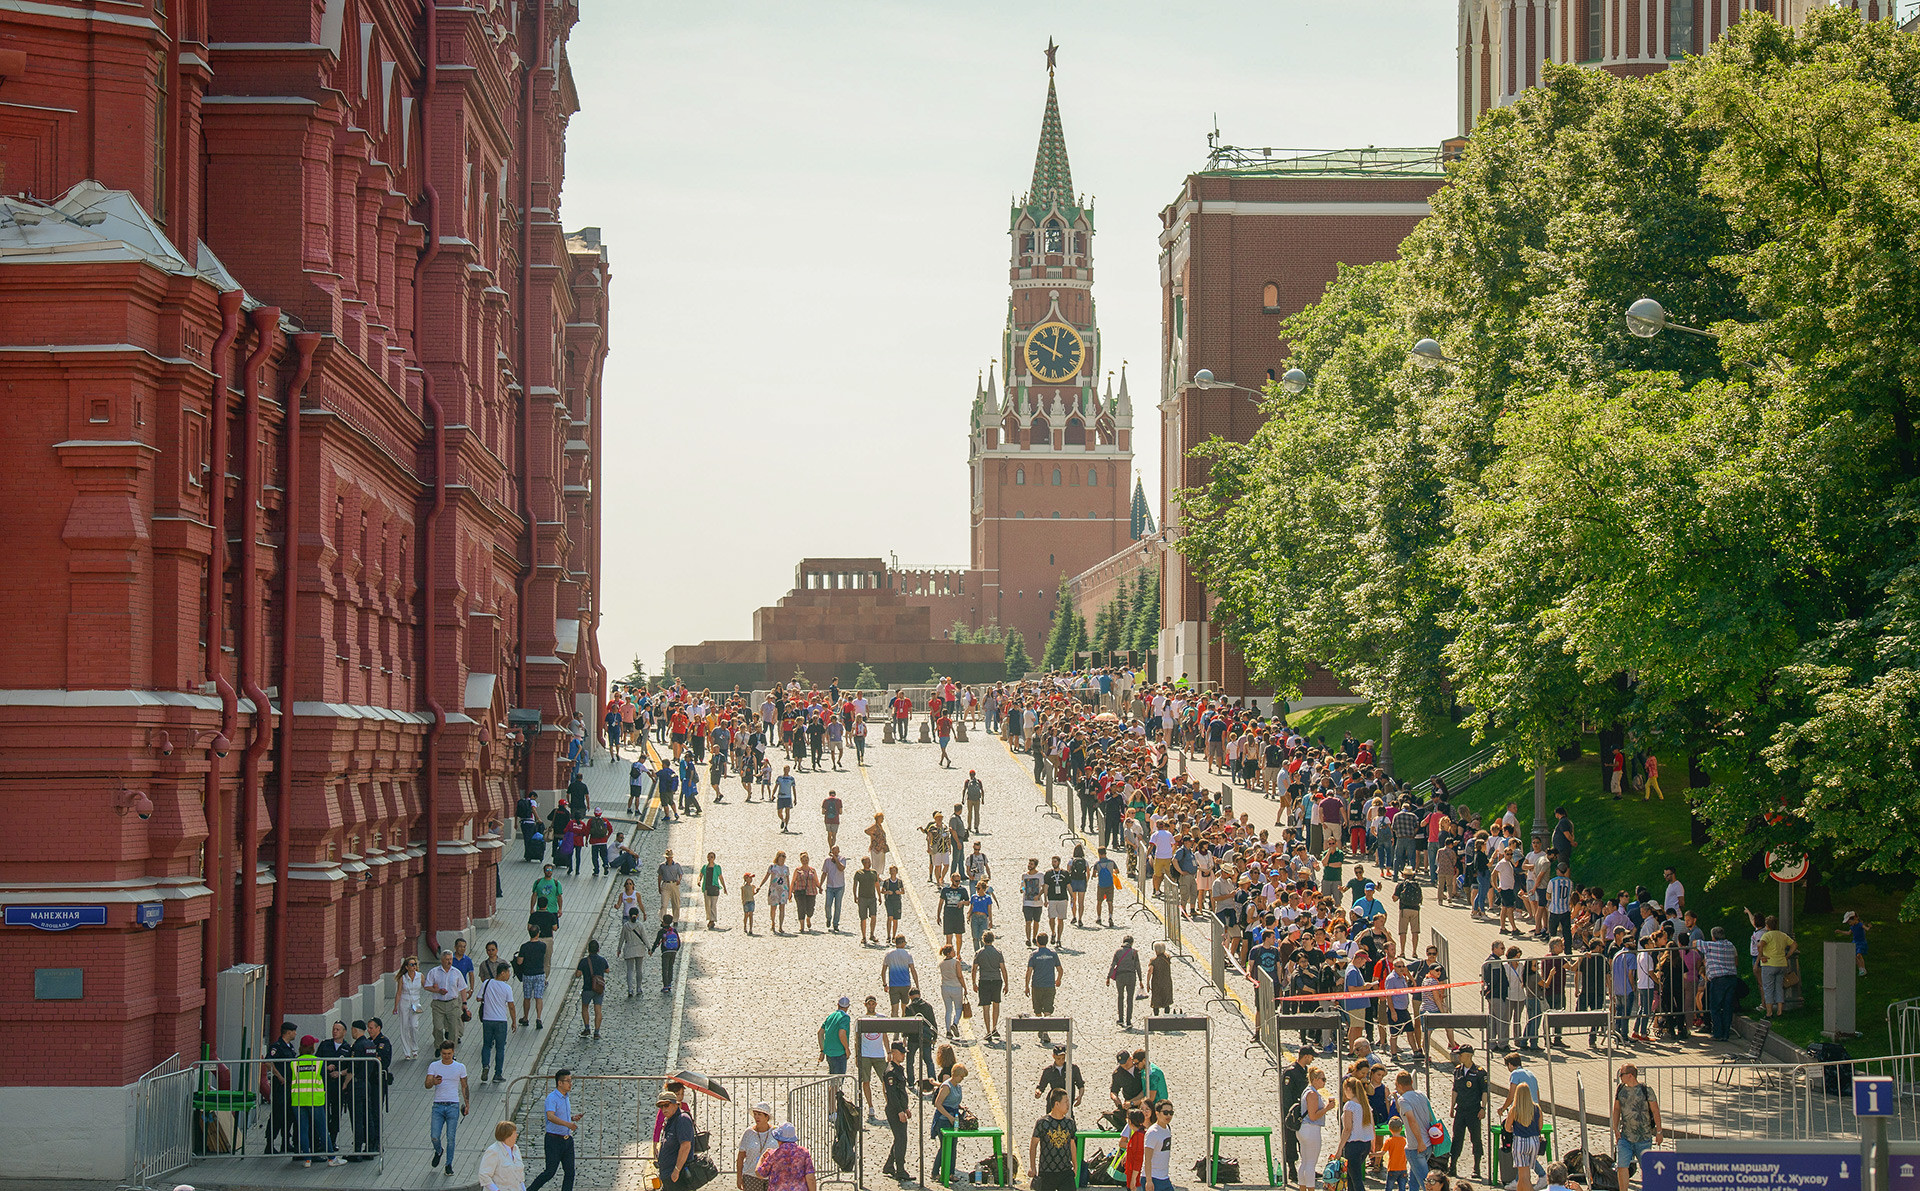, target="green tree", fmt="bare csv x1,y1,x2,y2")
1127,569,1159,656
1177,11,1920,912
1003,629,1034,678
852,662,881,691
624,654,649,687
1040,577,1076,671
1092,598,1123,655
